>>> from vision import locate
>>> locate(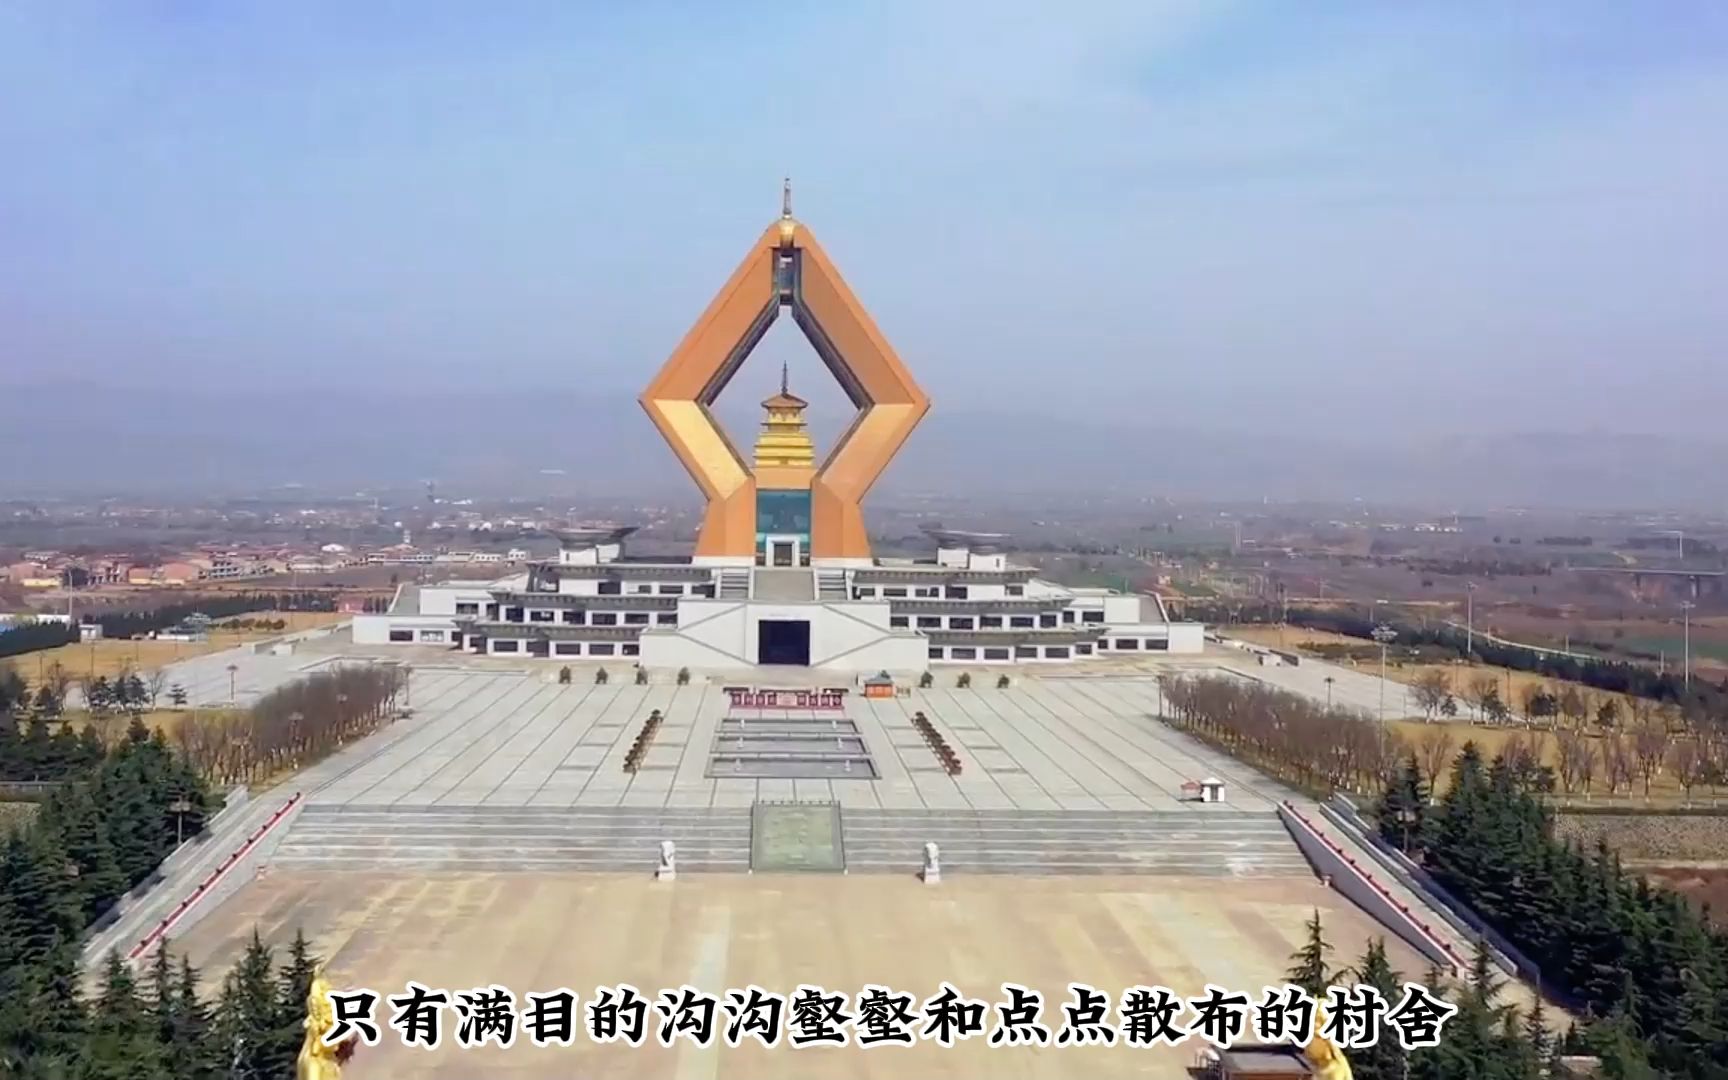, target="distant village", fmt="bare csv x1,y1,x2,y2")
4,536,536,592
1,539,532,590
